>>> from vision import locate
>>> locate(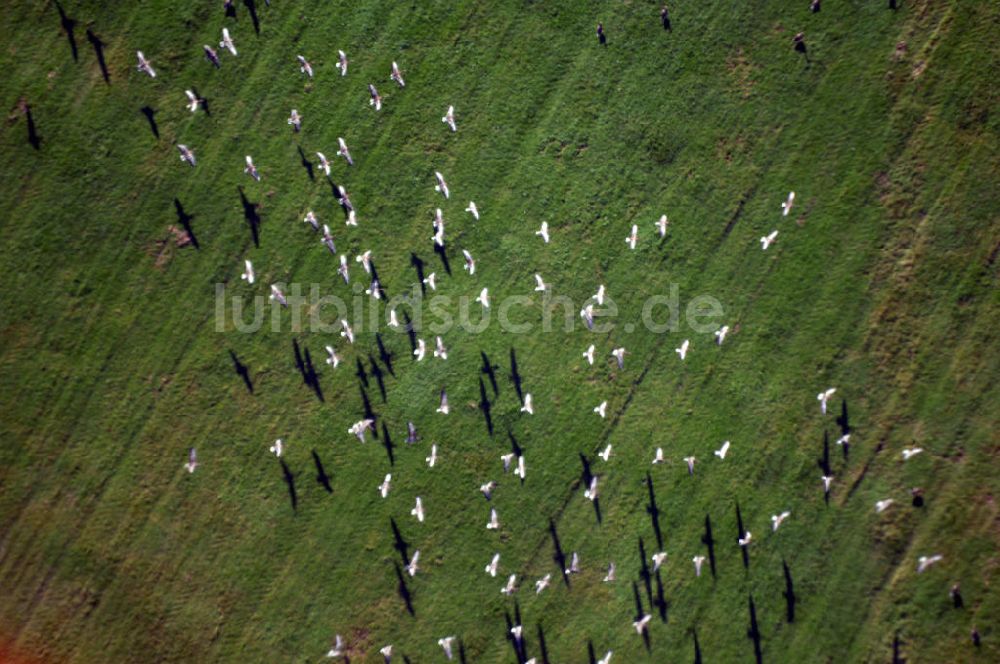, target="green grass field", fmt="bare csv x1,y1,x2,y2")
1,1,998,662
